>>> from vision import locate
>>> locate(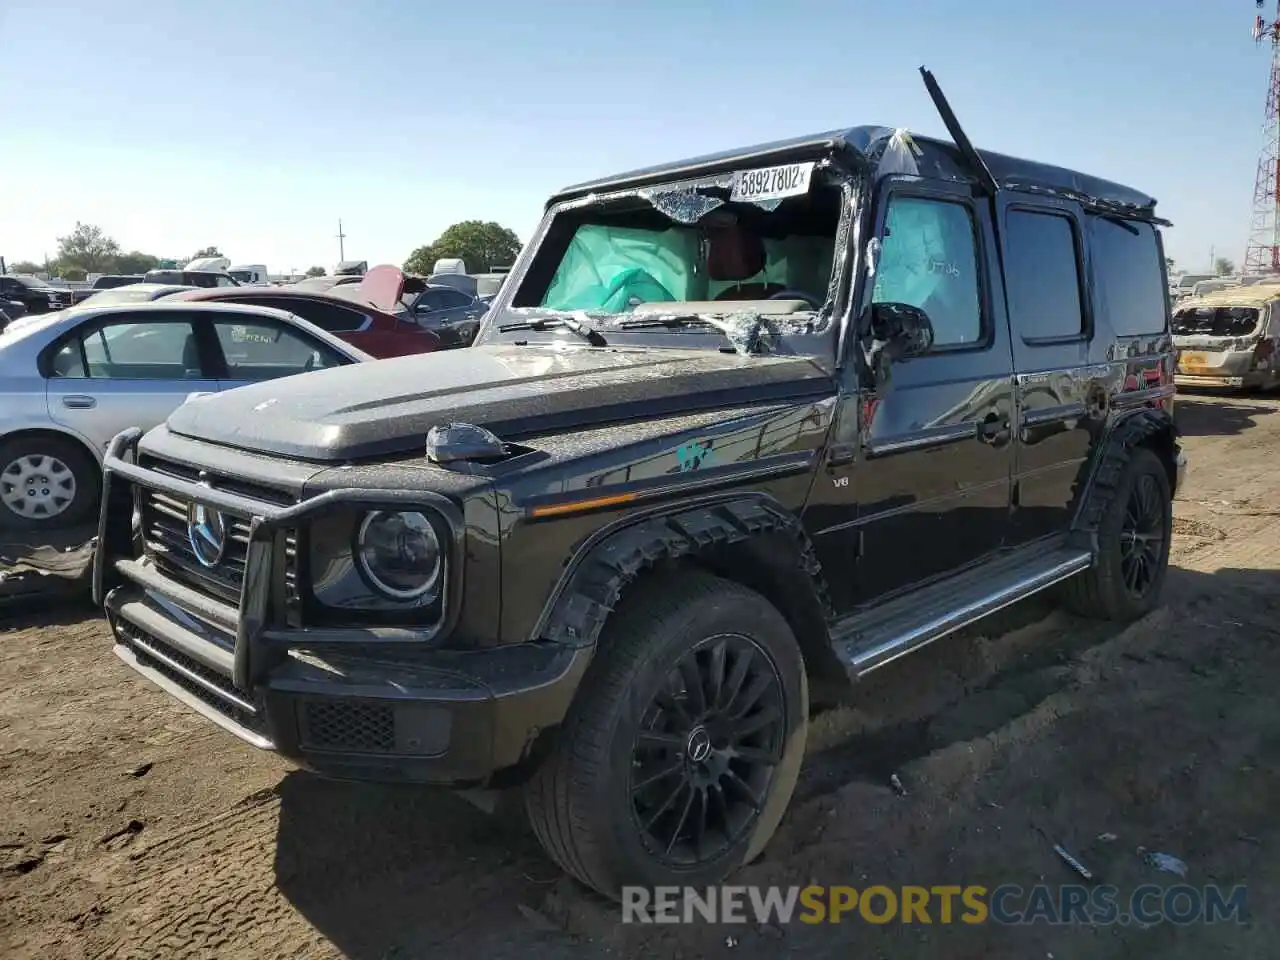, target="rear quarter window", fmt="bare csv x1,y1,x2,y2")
1089,217,1168,336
